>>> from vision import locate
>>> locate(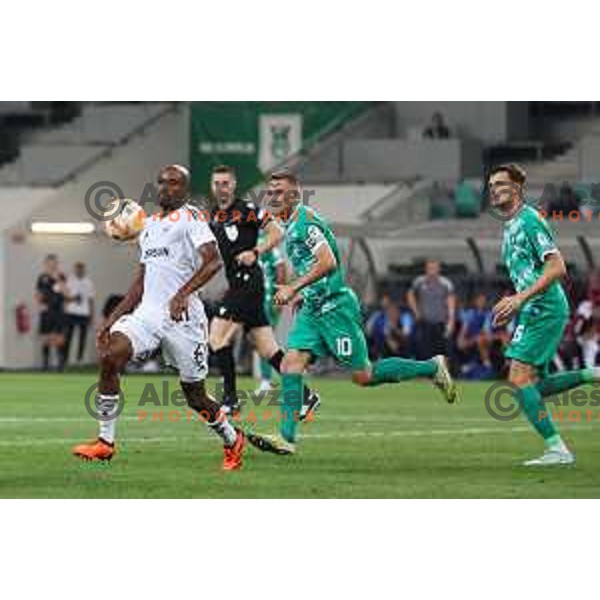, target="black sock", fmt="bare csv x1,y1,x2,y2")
269,349,285,372
214,346,237,406
58,346,67,371
42,345,50,371
269,349,311,402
